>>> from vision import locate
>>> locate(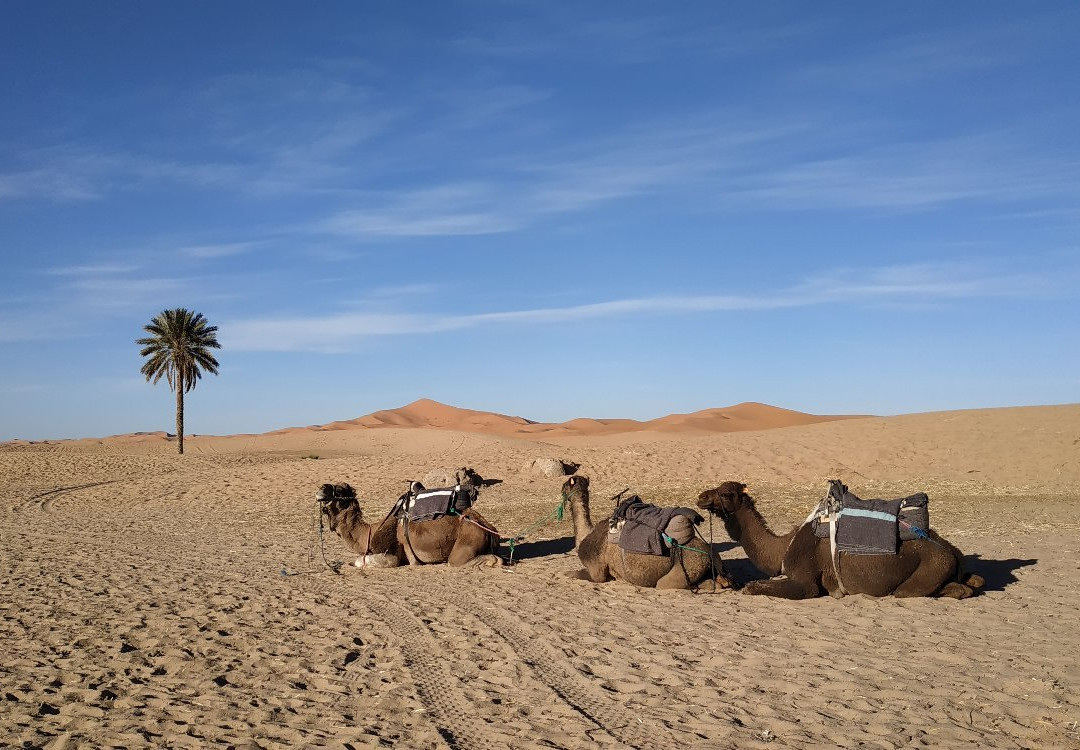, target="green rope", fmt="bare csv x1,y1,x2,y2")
502,499,566,564
663,534,711,557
